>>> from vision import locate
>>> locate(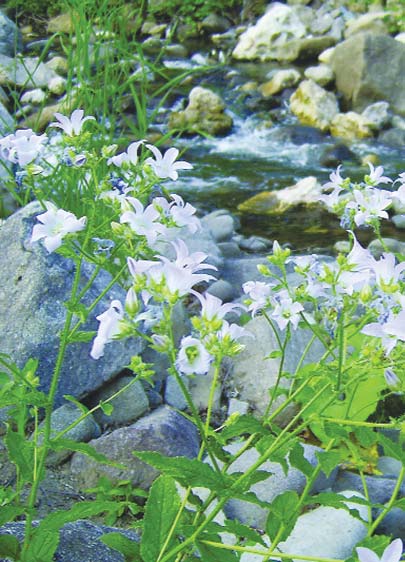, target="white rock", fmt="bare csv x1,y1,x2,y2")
395,32,405,44
304,64,334,87
289,79,339,131
20,88,46,105
318,46,335,64
48,75,67,95
361,101,390,130
232,2,306,62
